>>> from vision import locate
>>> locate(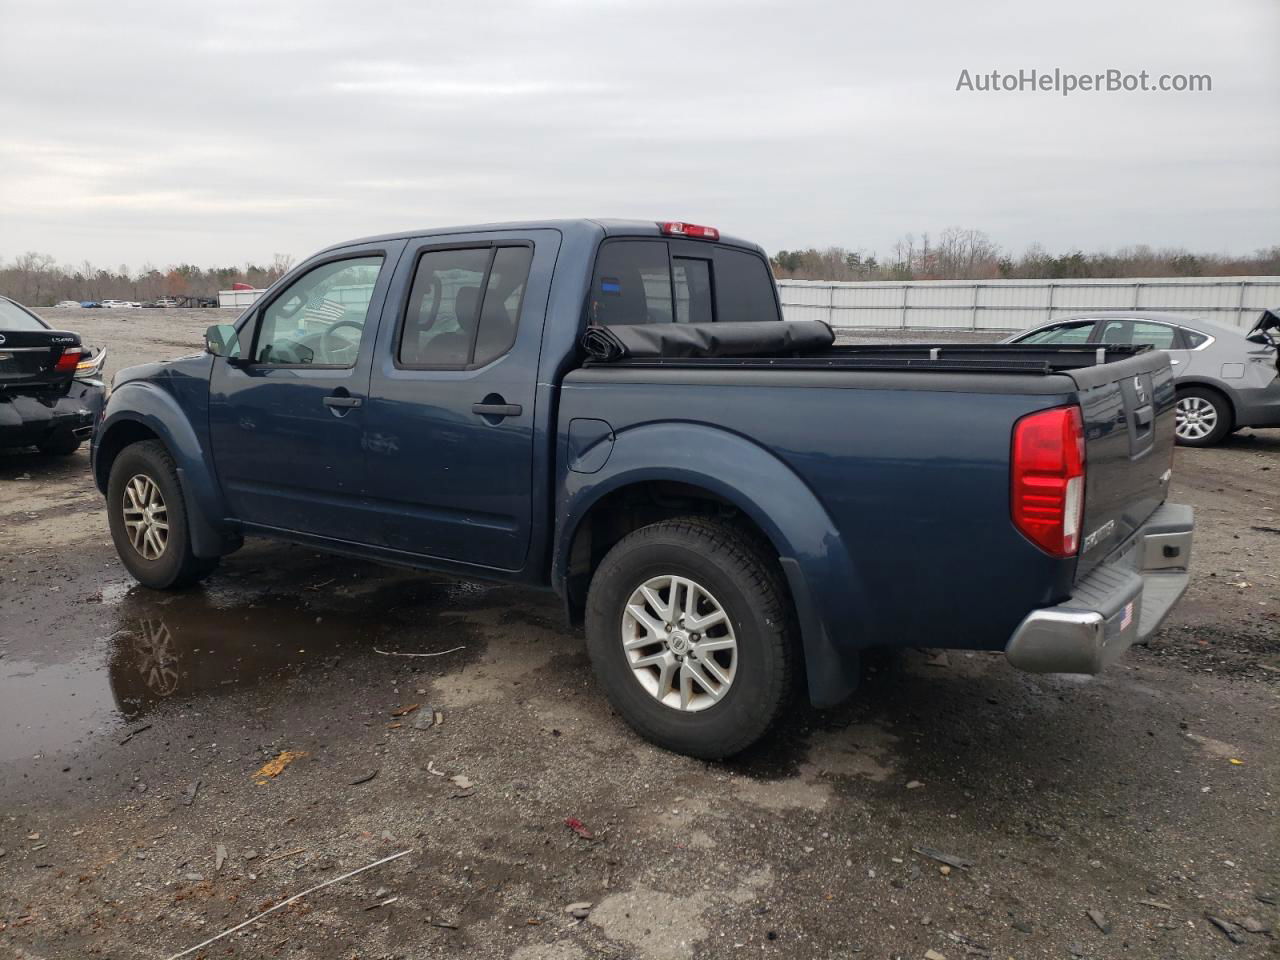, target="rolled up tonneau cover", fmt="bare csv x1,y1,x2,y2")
581,320,835,362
